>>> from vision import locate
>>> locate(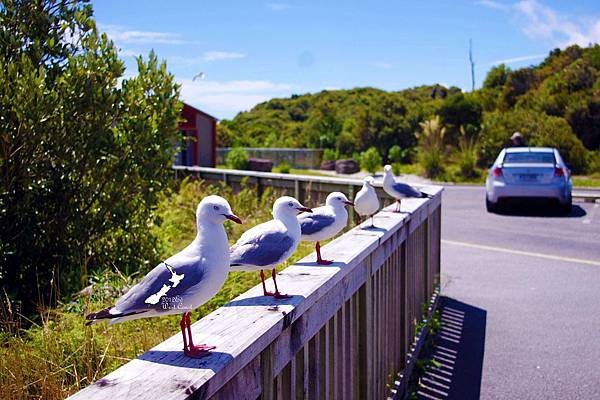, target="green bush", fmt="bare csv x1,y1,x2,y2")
388,145,403,163
0,1,181,312
392,163,402,175
226,147,249,170
360,147,382,174
456,126,479,178
278,162,291,174
322,148,339,161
